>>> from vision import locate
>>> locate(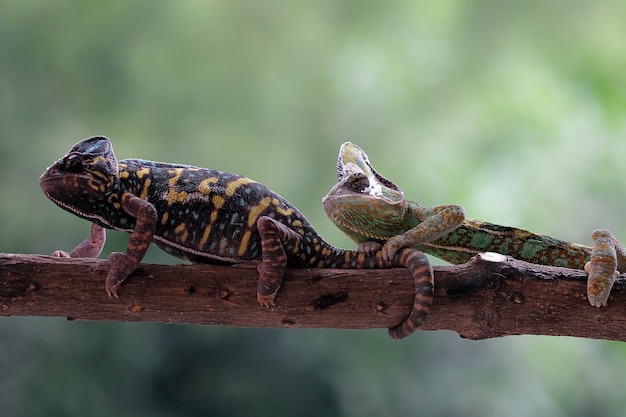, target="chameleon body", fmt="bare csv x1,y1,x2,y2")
323,142,626,307
39,136,434,339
